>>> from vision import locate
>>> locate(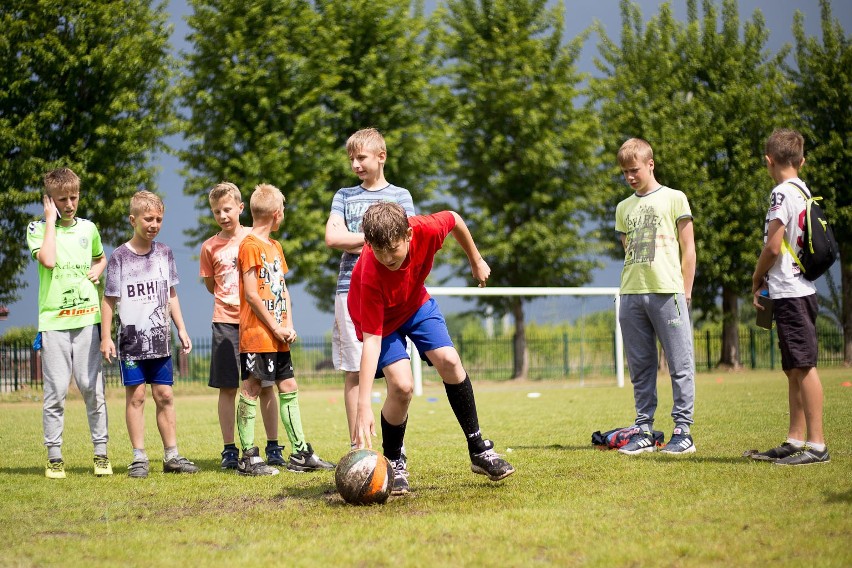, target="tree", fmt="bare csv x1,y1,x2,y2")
439,0,601,379
593,0,794,368
179,0,445,311
791,0,852,364
0,0,176,304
